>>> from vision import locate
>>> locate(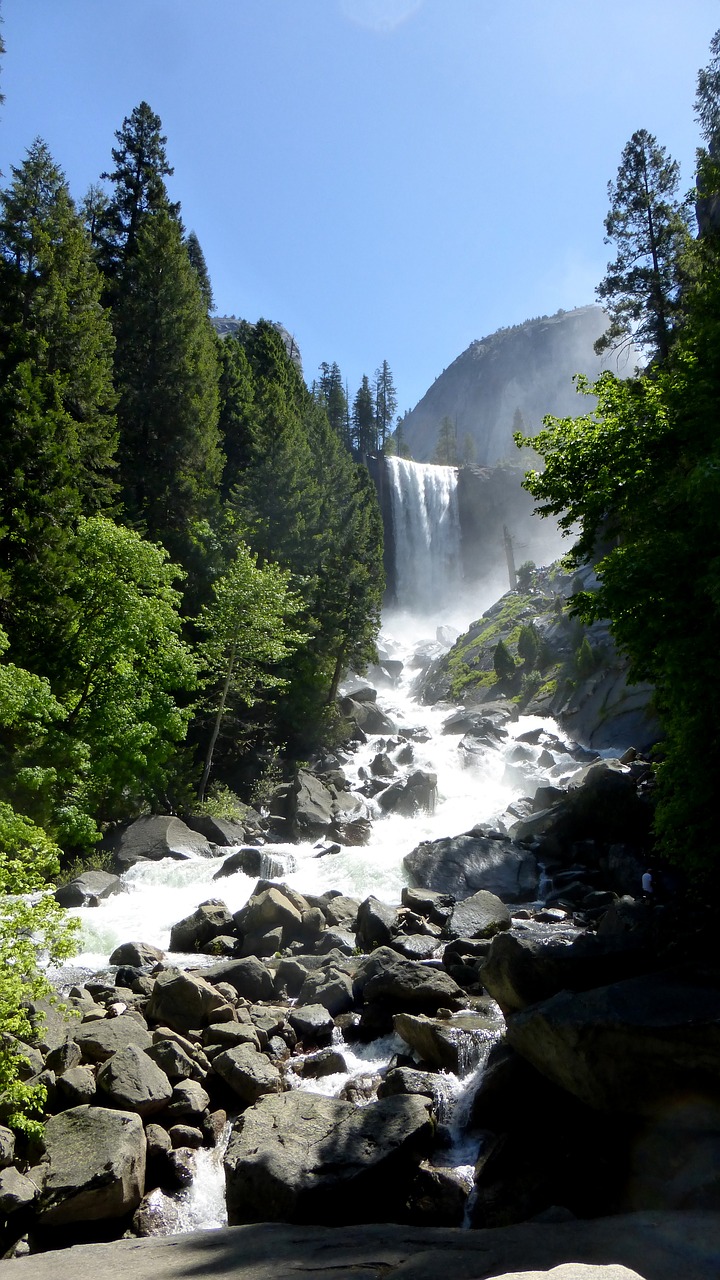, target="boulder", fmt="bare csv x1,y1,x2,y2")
56,1066,97,1107
0,1126,15,1169
339,696,397,735
297,968,354,1016
109,815,214,869
356,947,466,1013
377,770,437,816
96,1045,173,1117
165,1078,211,1118
200,956,275,1002
168,899,234,953
146,1038,207,1081
109,941,165,968
73,1015,152,1063
233,886,303,943
481,931,652,1017
390,934,441,961
213,846,289,881
393,1009,500,1073
212,1044,283,1103
145,969,226,1034
404,831,538,902
287,1004,335,1043
289,769,335,838
507,969,720,1117
132,1186,182,1237
400,885,454,927
0,1167,37,1214
184,810,263,846
37,1105,146,1225
54,871,125,908
224,1090,433,1225
448,889,512,940
355,895,396,950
